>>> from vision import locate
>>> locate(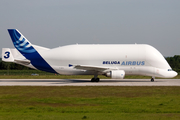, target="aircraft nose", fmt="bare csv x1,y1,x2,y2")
173,71,178,77
161,69,178,78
